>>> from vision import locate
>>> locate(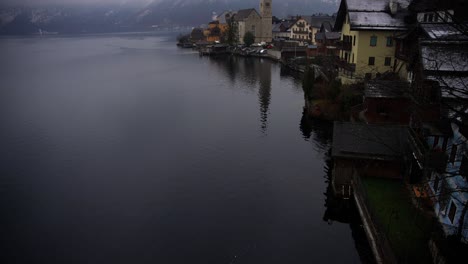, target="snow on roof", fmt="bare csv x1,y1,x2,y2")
421,23,468,40
346,0,409,12
421,45,468,72
349,11,407,30
427,76,468,99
